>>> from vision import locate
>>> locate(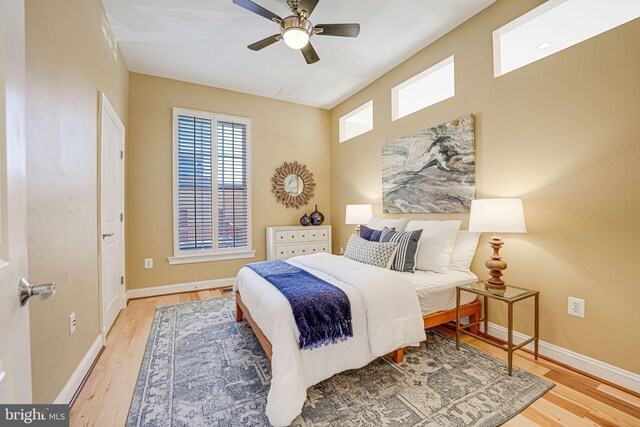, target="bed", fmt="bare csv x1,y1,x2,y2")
233,252,481,426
